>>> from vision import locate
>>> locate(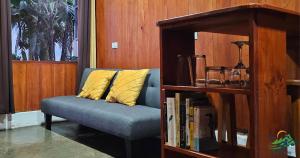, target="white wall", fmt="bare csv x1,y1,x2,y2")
0,111,64,130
